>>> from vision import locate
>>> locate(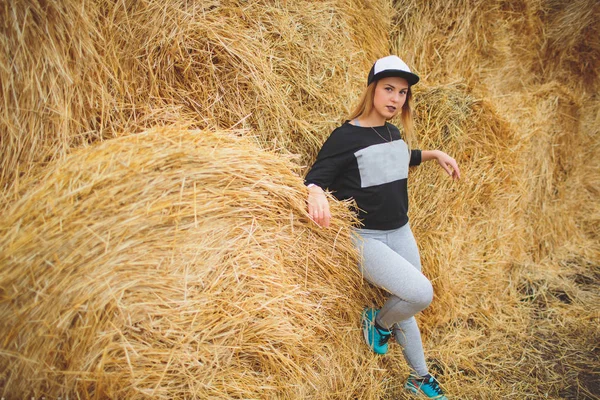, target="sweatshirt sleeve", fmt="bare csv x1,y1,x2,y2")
304,129,354,189
409,149,422,166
